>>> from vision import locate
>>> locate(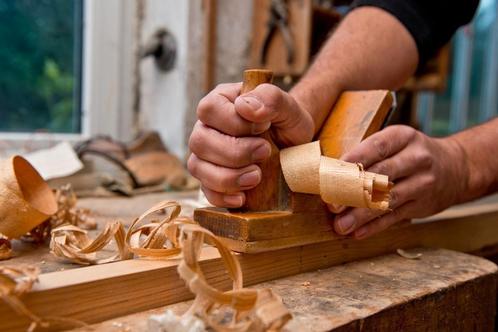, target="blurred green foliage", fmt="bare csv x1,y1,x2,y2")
0,0,82,133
